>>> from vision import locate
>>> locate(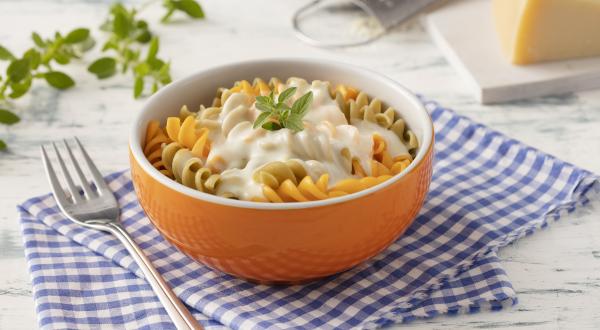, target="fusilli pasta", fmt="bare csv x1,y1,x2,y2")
142,77,419,202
